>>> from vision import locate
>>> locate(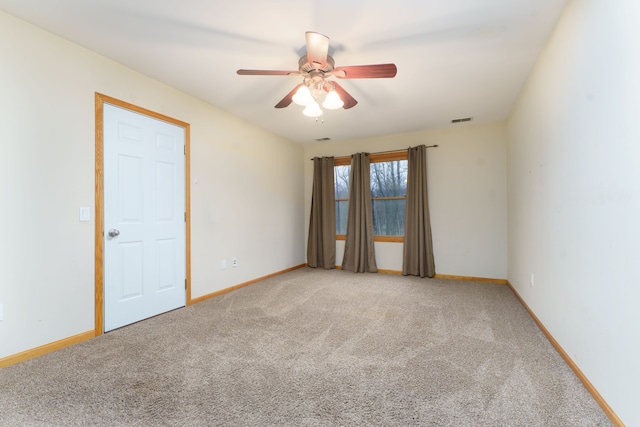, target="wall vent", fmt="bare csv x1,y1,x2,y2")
451,117,473,123
314,137,332,142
